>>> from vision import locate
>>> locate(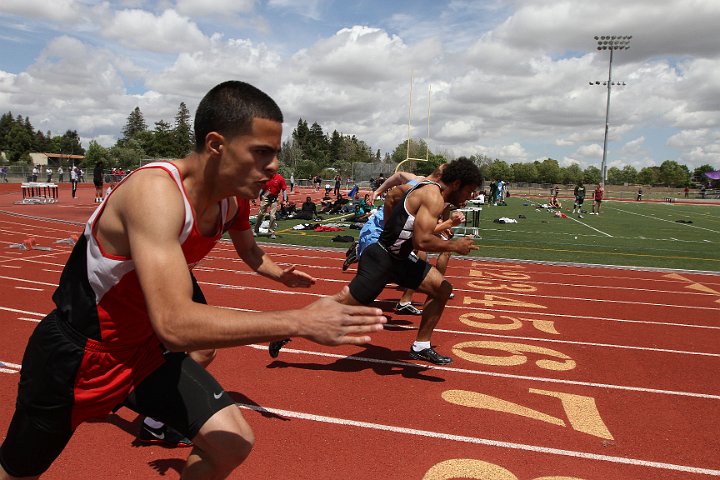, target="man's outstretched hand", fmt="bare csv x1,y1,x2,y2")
299,287,386,346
